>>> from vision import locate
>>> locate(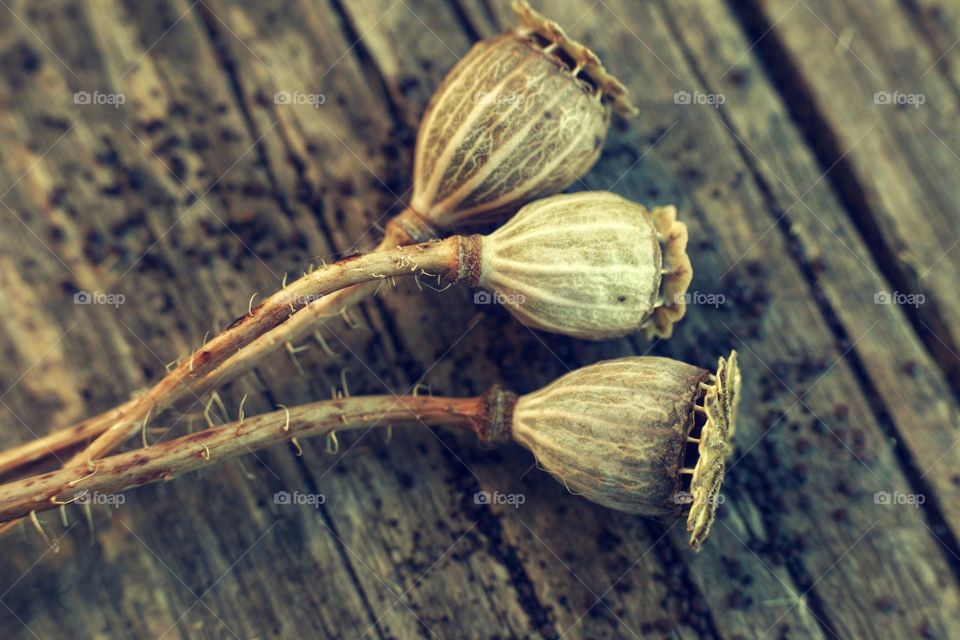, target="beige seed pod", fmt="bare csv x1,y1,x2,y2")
475,191,692,340
508,351,741,551
403,0,637,238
